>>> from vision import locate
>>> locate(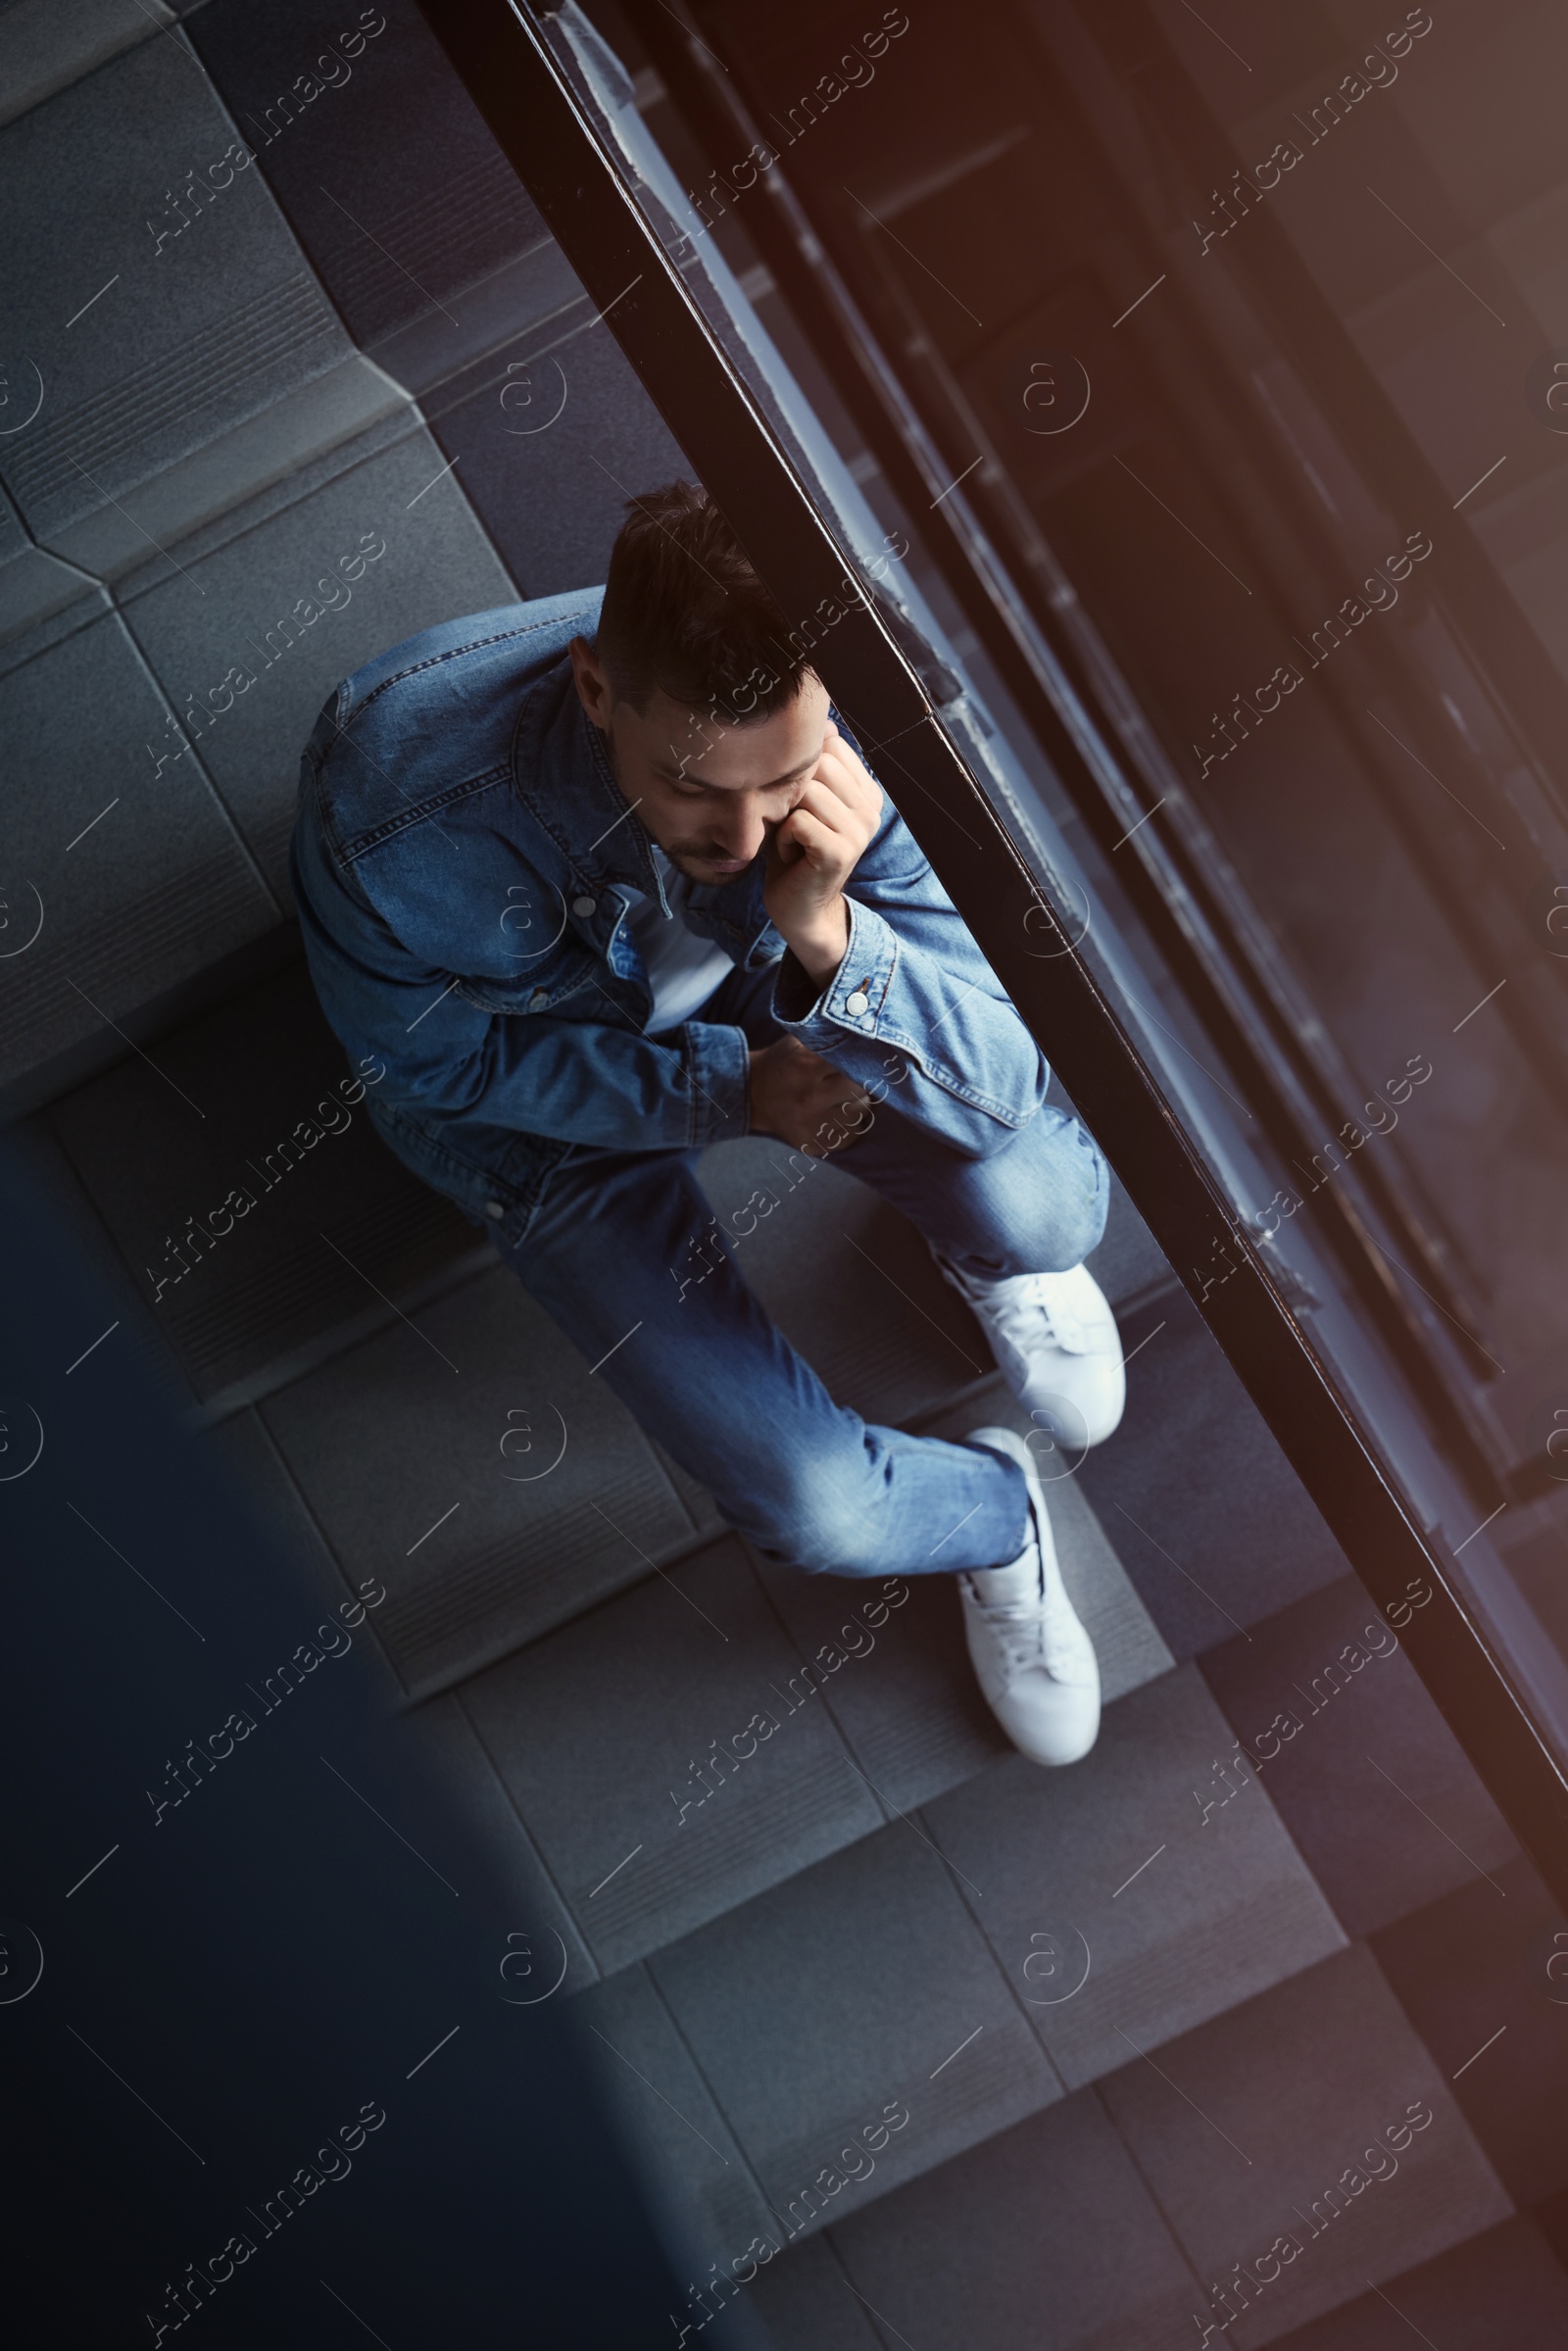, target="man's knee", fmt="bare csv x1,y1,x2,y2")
761,1457,892,1578
968,1110,1110,1272
1040,1126,1109,1269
